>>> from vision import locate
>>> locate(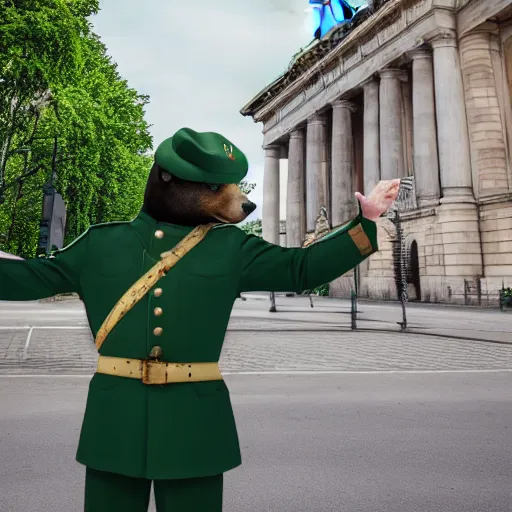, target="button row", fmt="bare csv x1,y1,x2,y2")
153,288,163,336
